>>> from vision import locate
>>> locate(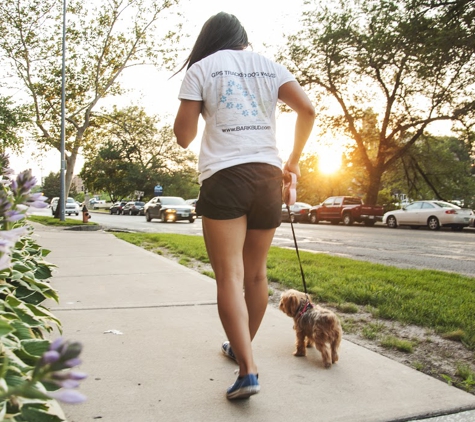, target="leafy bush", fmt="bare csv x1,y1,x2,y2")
0,154,85,421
